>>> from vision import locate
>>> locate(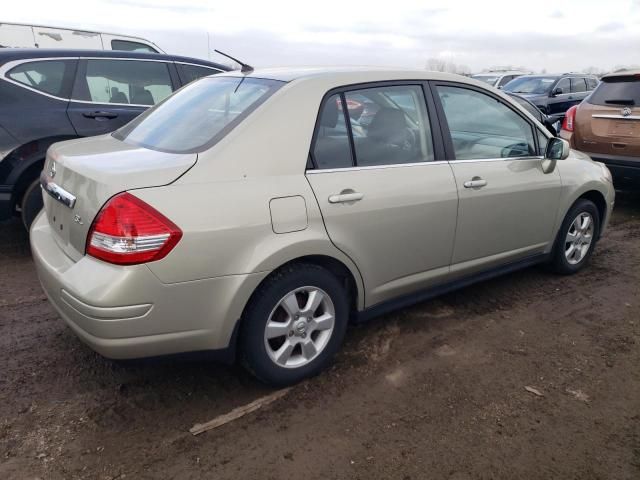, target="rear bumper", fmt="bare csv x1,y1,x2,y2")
30,211,268,360
583,152,640,188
